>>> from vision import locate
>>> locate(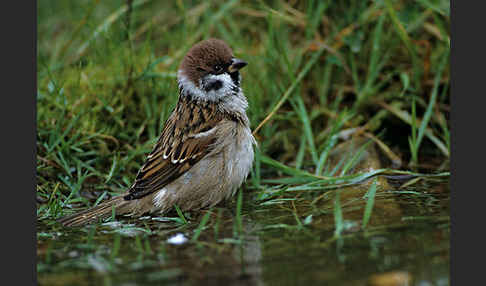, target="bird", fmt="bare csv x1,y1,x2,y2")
59,38,256,227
